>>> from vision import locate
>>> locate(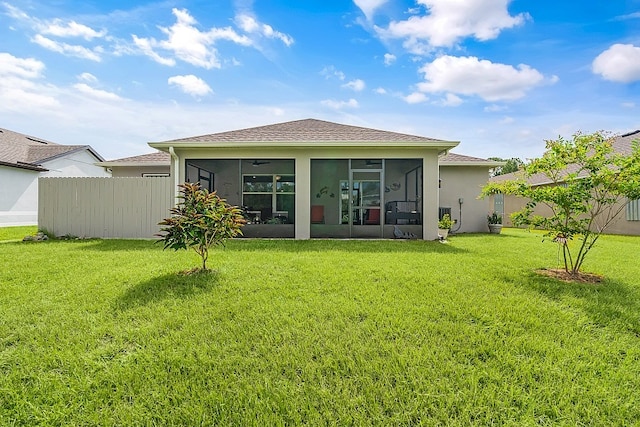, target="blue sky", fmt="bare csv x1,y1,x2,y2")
1,0,639,160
